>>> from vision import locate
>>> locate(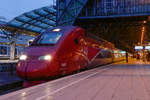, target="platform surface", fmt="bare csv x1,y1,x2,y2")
0,72,21,86
1,59,150,100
